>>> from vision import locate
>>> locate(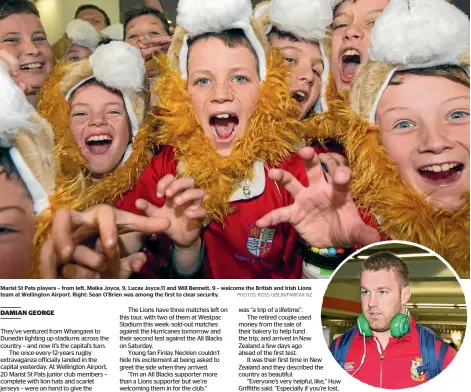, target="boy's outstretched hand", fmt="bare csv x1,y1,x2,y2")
257,147,380,248
39,205,171,279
